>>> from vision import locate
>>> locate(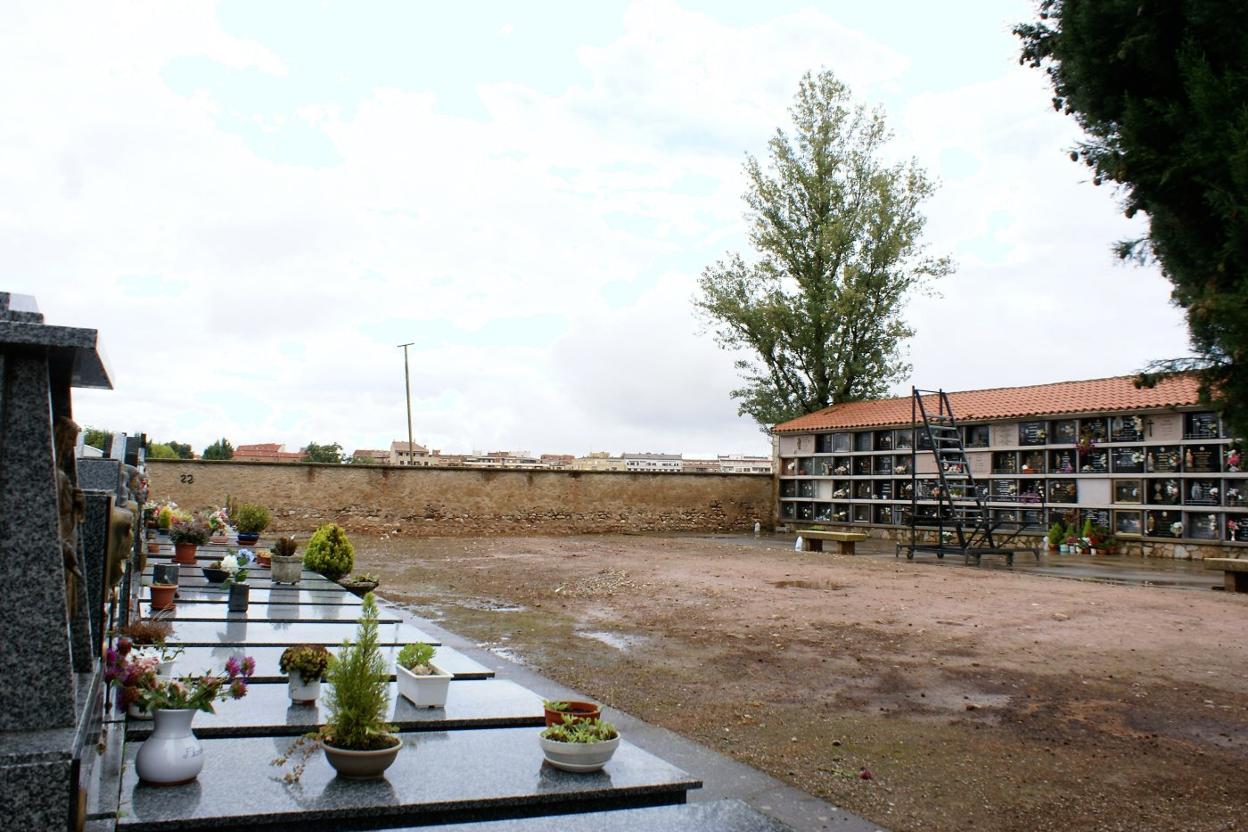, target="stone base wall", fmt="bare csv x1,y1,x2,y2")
780,524,1227,560
147,461,773,537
